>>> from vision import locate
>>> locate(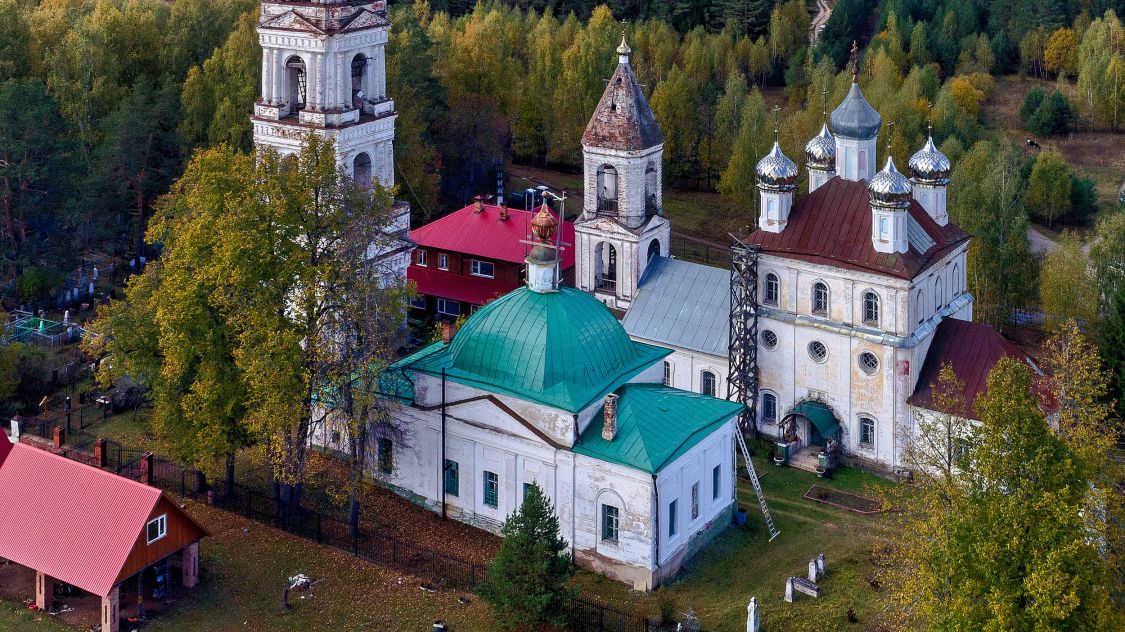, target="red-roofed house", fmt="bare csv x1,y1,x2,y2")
0,434,207,632
408,199,575,320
